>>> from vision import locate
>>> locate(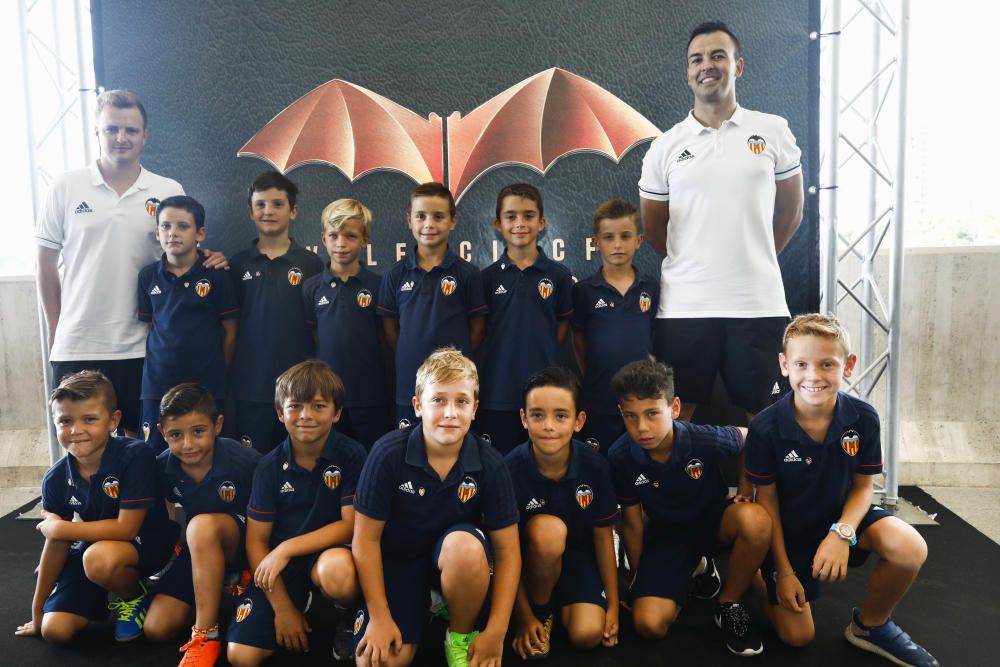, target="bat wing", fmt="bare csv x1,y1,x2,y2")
238,79,443,184
446,68,660,201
